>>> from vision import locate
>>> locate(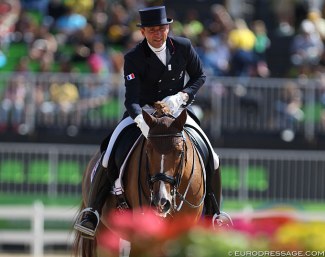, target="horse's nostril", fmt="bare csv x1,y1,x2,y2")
160,198,171,212
164,200,171,212
160,198,167,206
